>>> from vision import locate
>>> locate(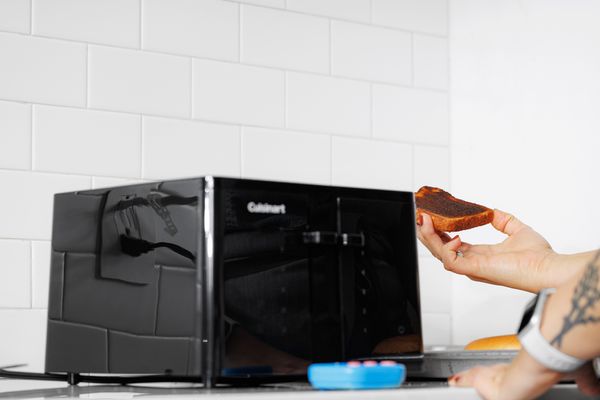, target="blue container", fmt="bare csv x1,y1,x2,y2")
308,362,406,390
